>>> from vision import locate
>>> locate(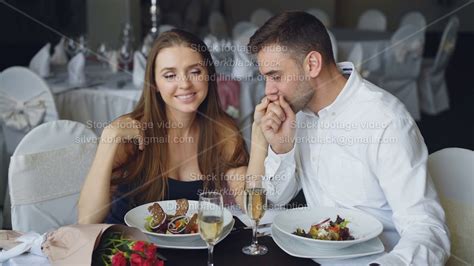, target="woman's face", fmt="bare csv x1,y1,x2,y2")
154,46,209,114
